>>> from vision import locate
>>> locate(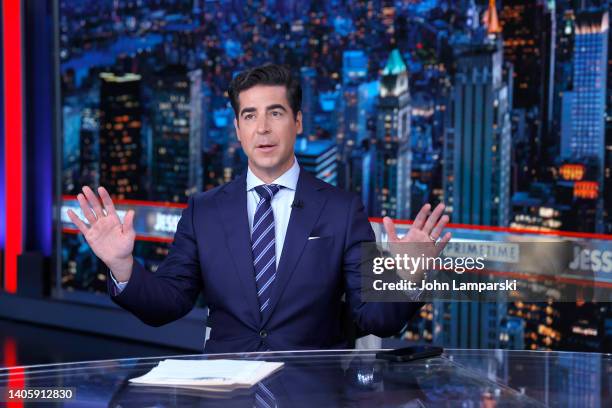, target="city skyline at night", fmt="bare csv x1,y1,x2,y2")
58,0,612,352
